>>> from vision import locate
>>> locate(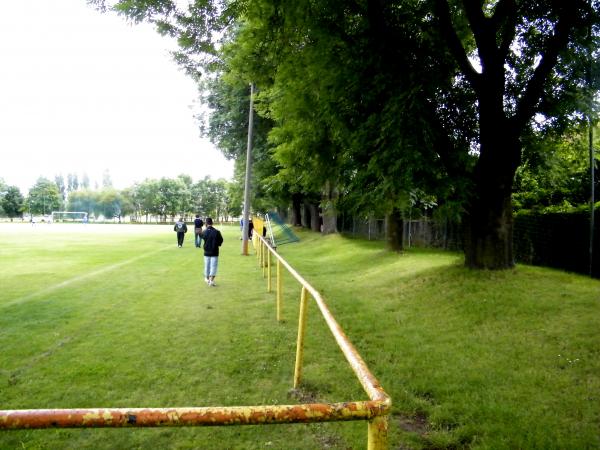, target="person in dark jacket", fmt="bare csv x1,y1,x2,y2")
194,214,204,248
201,217,224,286
174,218,188,248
